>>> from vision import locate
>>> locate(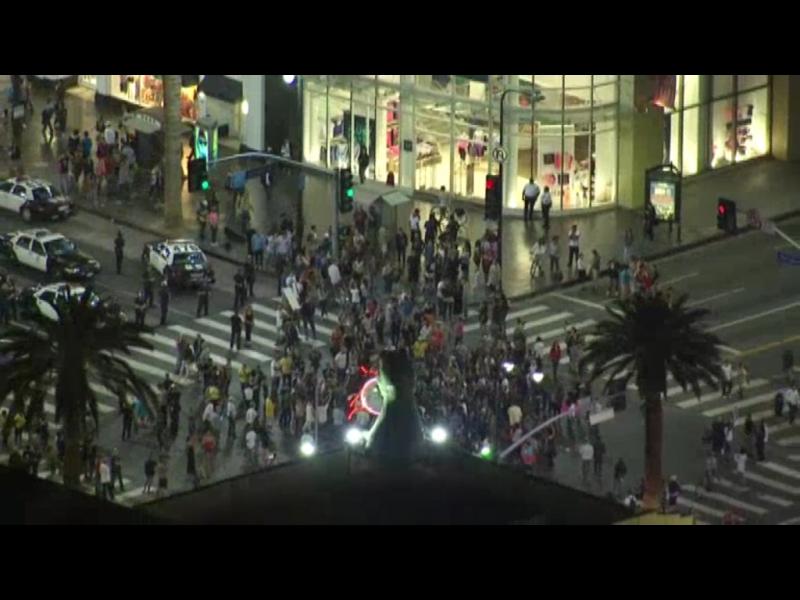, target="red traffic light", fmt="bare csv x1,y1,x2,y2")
718,204,726,215
486,178,496,190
